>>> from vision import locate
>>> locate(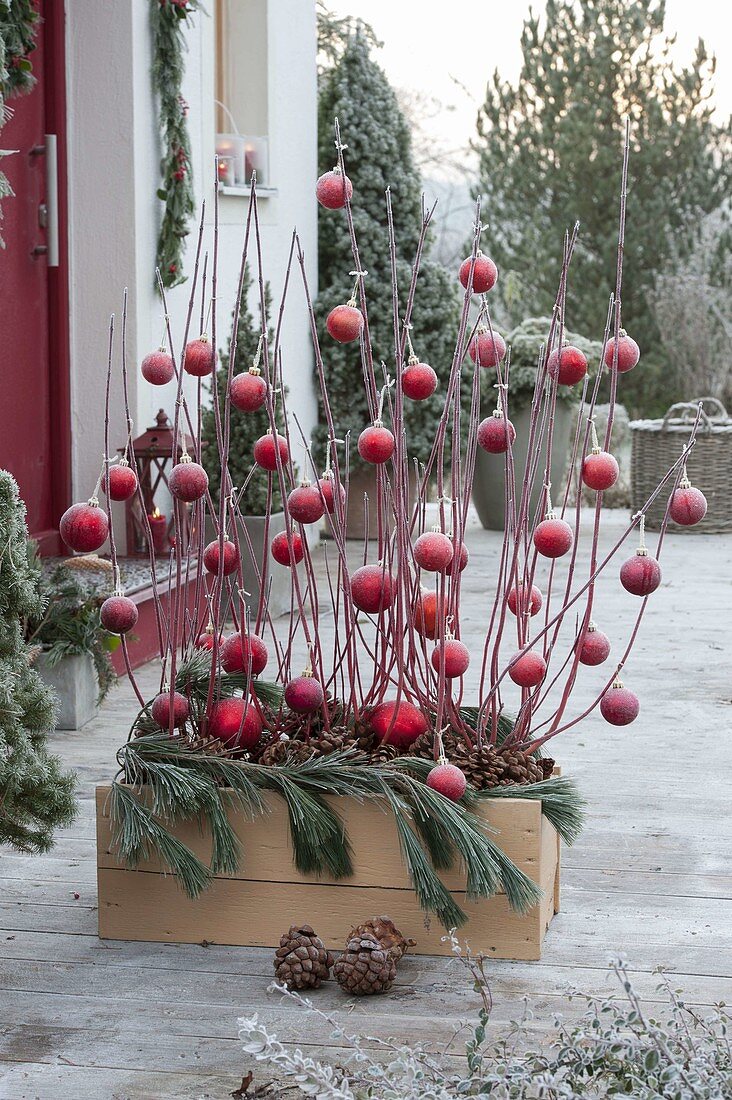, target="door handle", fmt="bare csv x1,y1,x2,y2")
44,134,59,267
